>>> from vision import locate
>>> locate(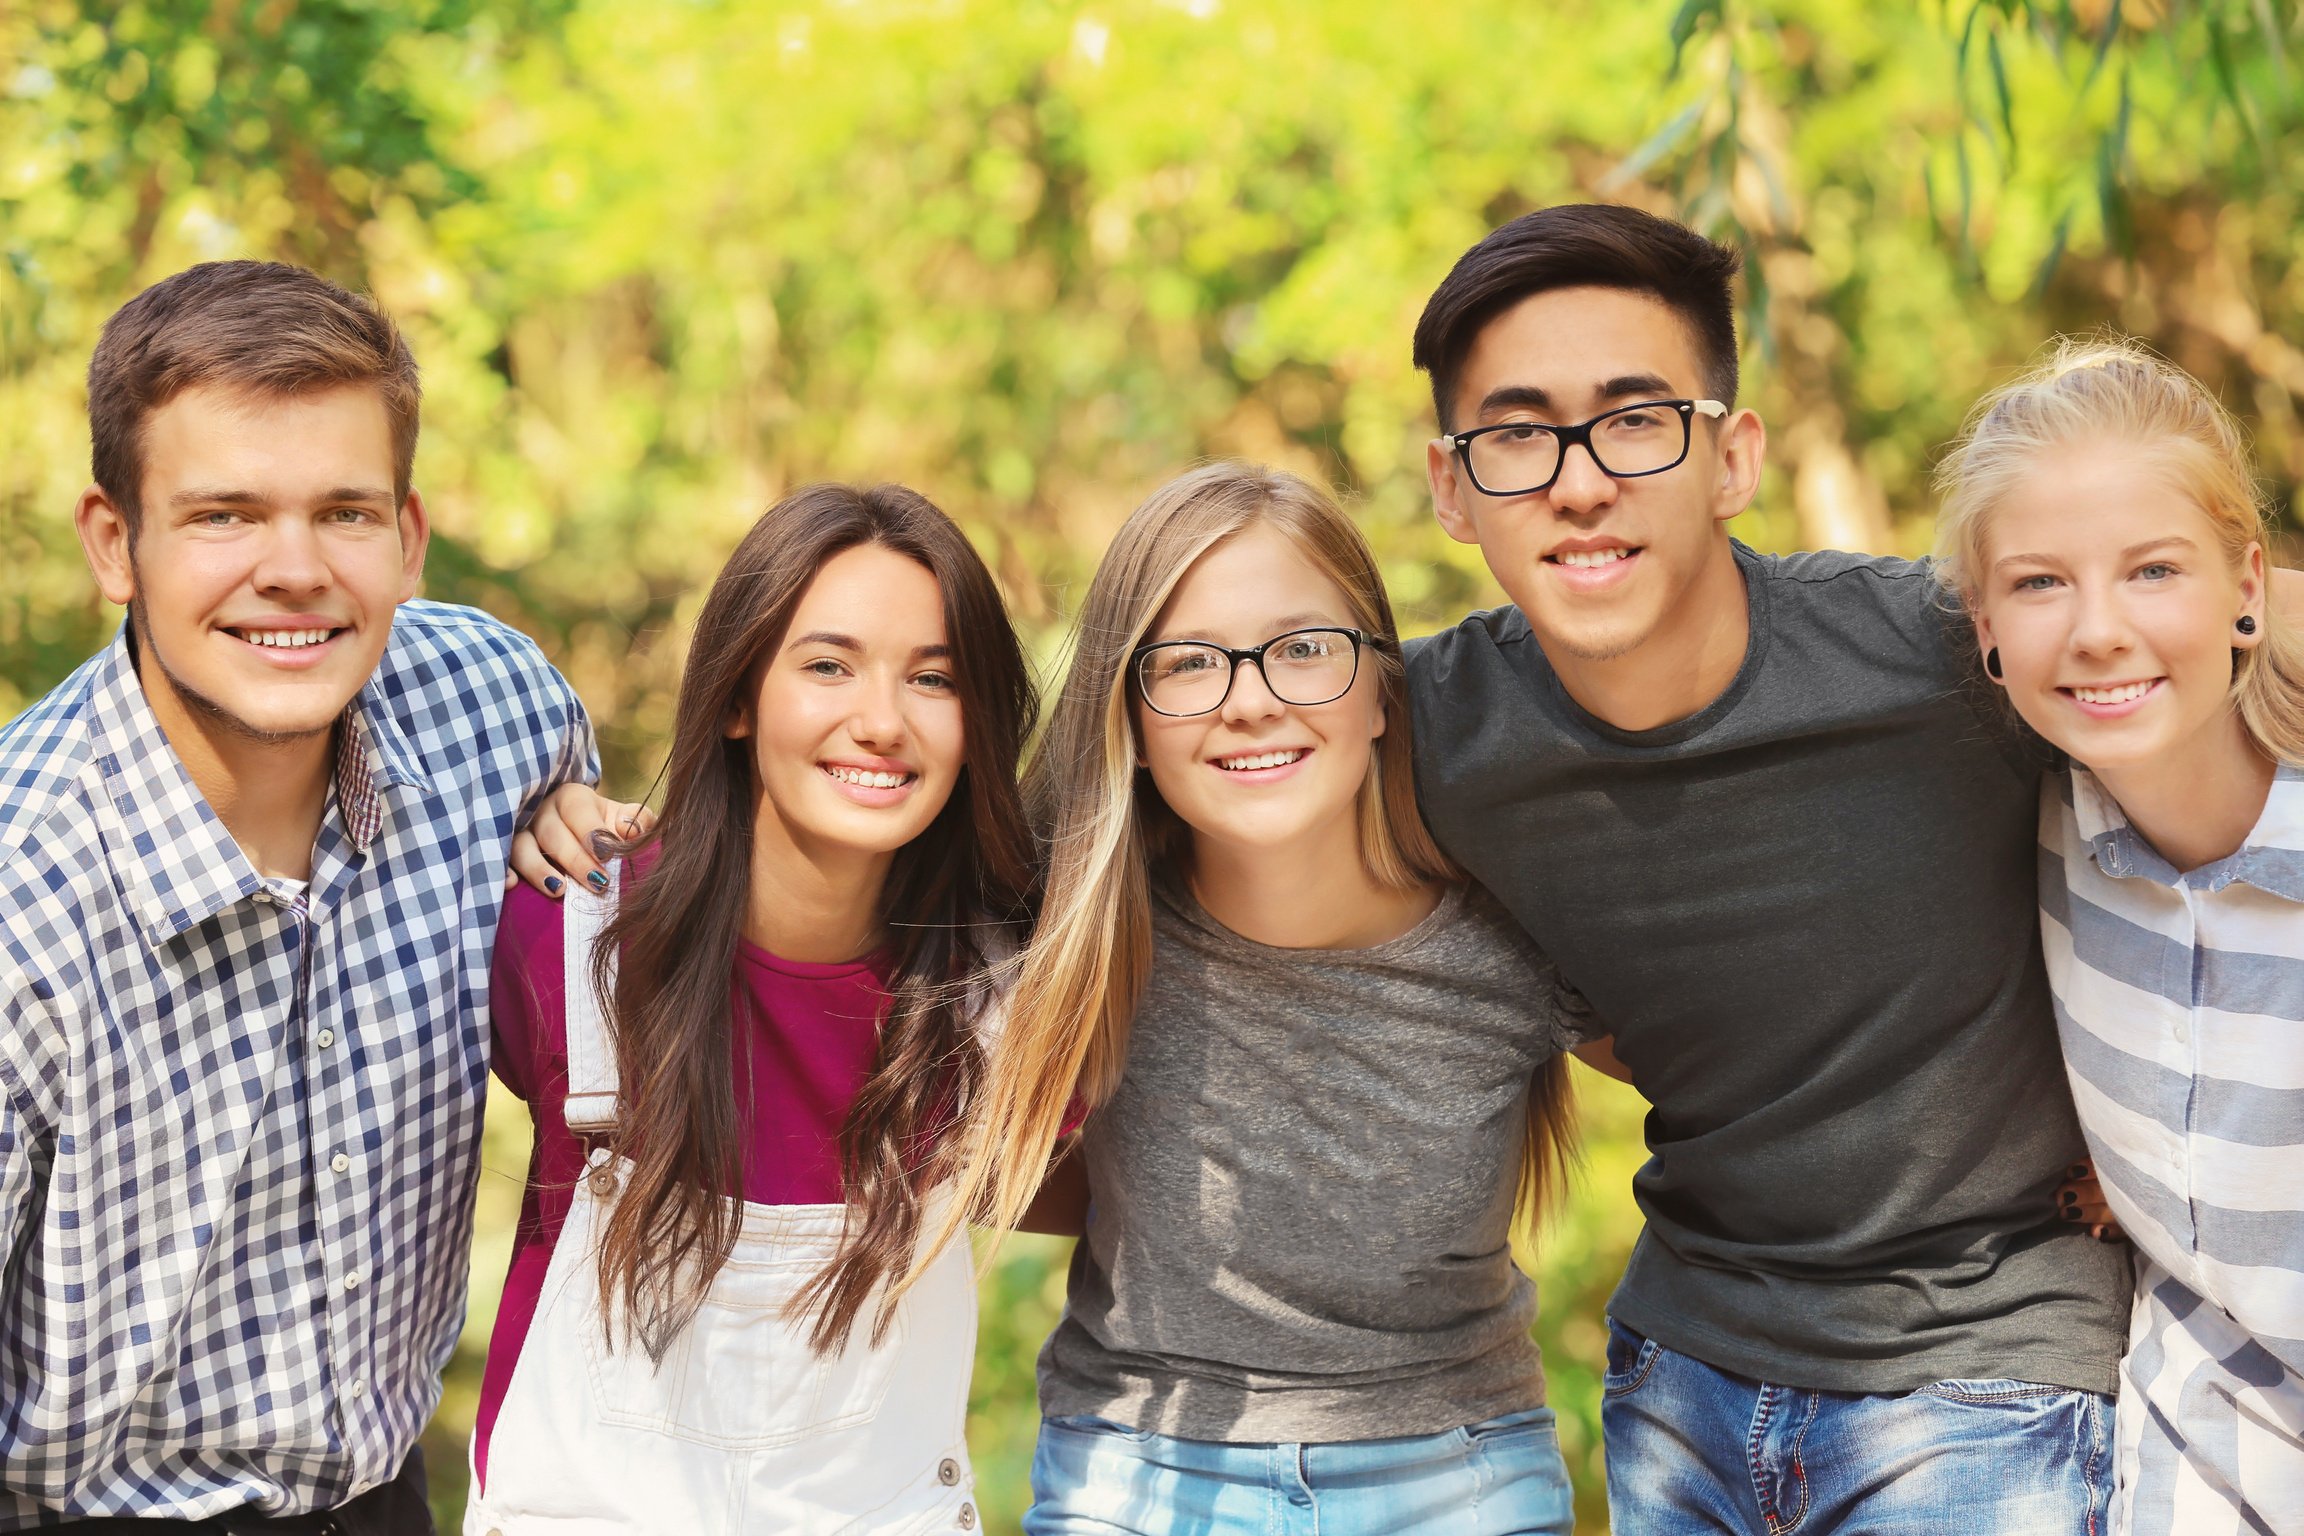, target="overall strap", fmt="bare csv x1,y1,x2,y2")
561,862,622,1134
